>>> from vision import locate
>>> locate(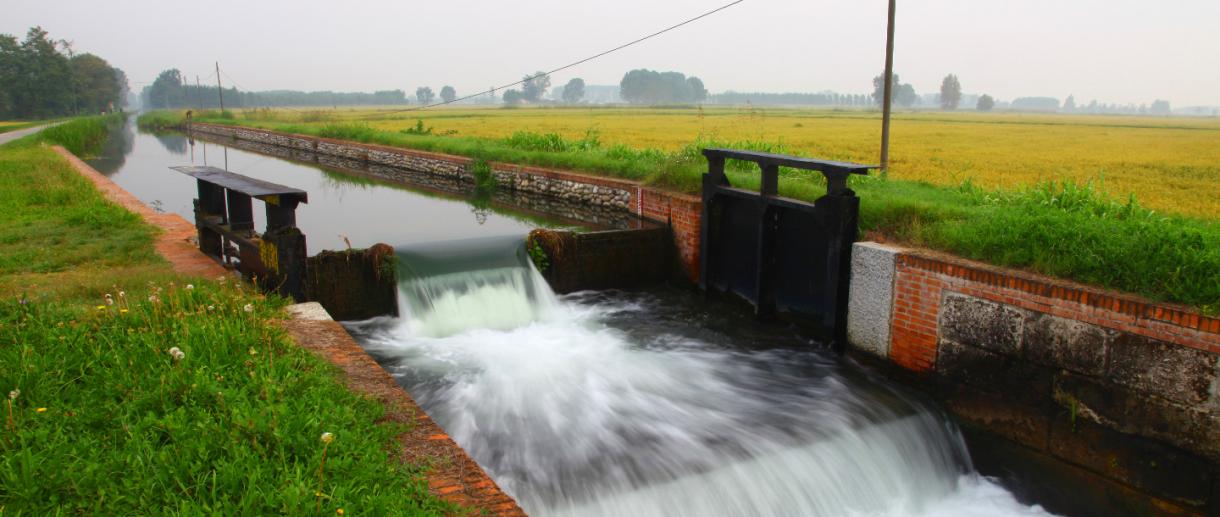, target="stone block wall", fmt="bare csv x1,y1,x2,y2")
847,242,1220,513
190,122,704,282
529,227,674,294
